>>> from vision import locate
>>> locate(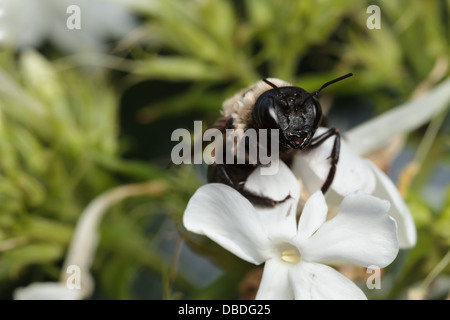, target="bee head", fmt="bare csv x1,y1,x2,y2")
252,85,321,150
252,74,352,150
